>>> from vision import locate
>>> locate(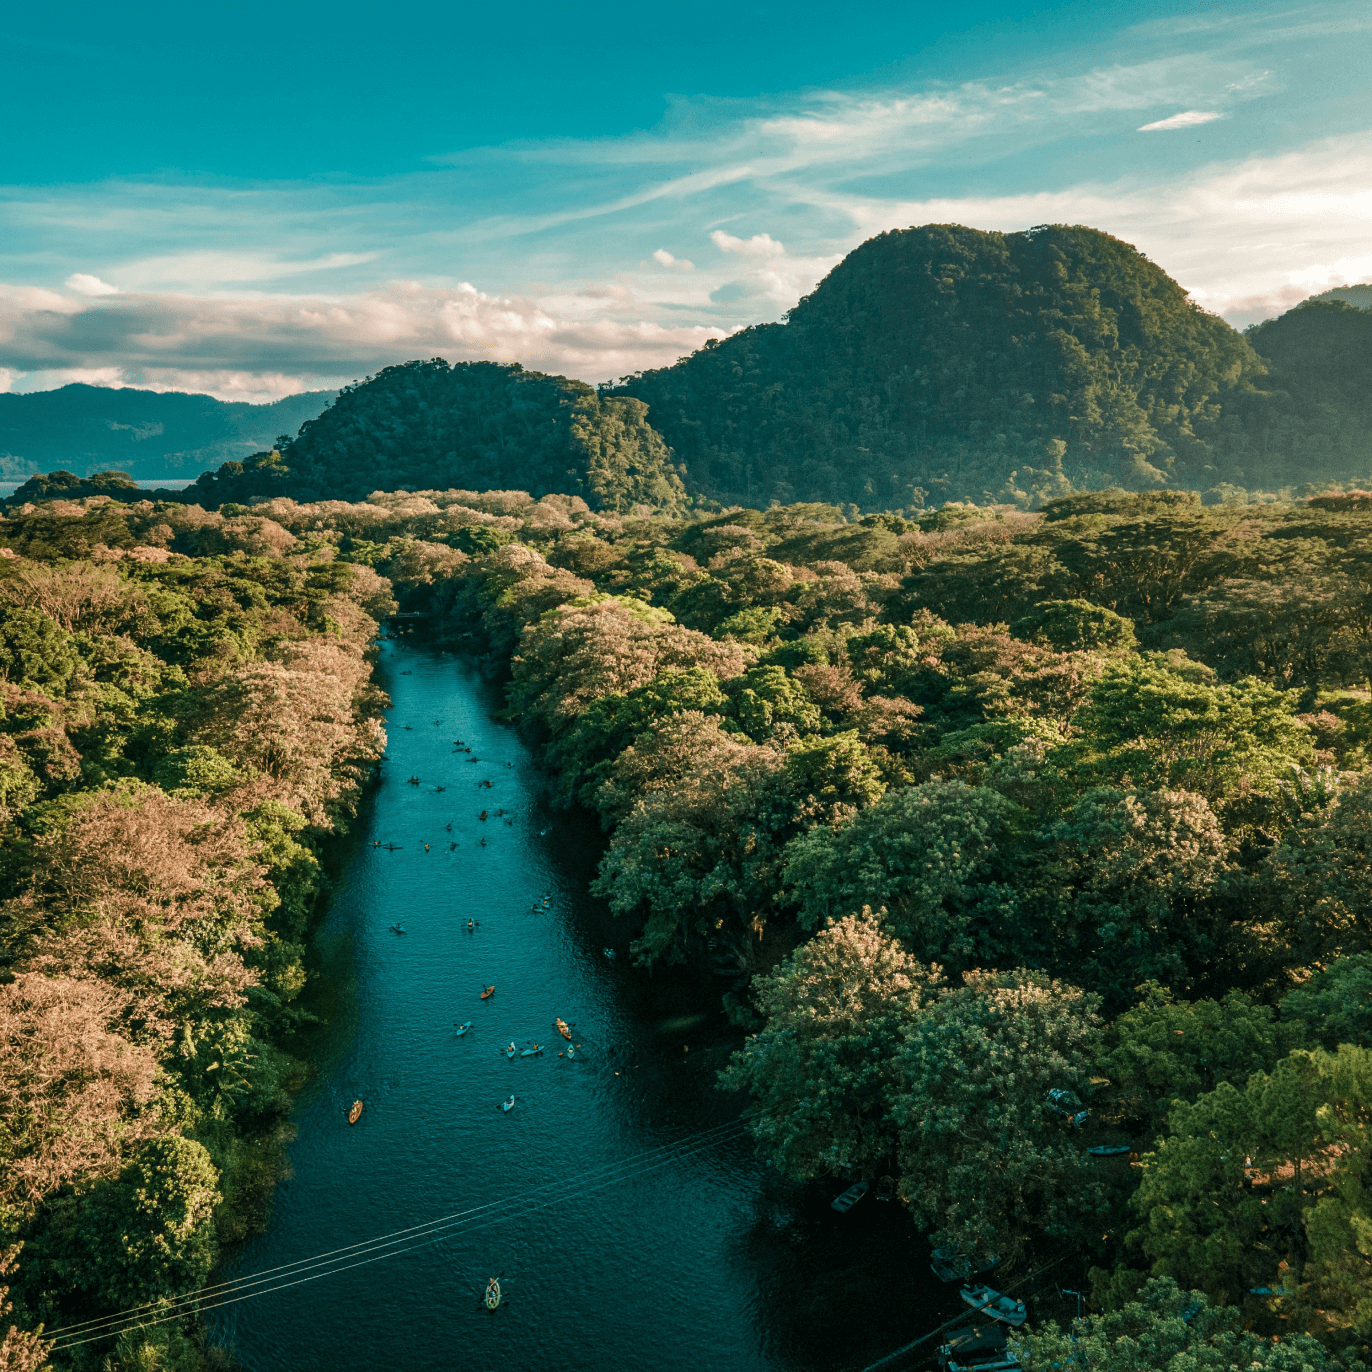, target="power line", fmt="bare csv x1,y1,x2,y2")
47,1113,755,1350
856,1256,1069,1372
